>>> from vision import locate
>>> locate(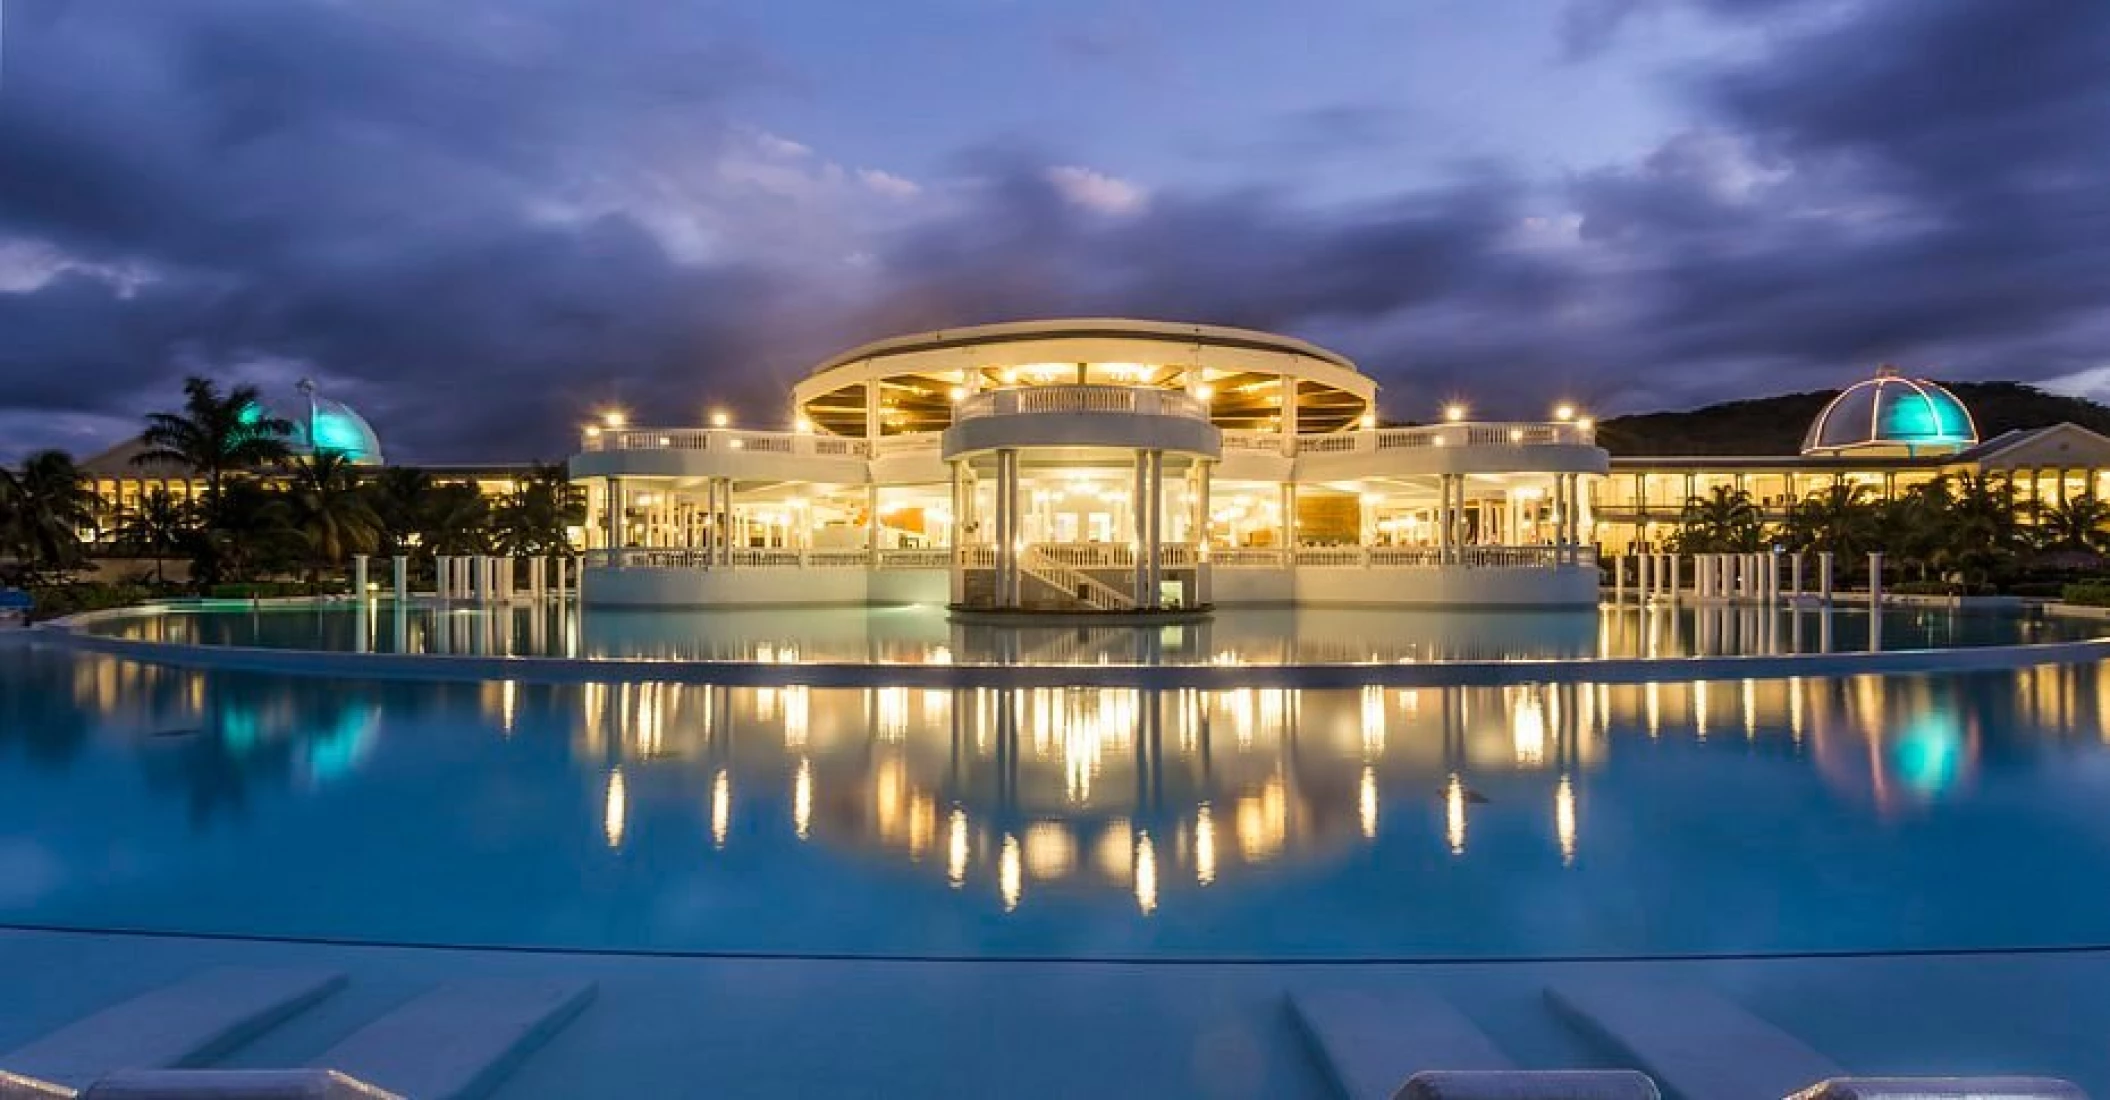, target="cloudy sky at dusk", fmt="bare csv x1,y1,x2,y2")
1,0,2105,462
